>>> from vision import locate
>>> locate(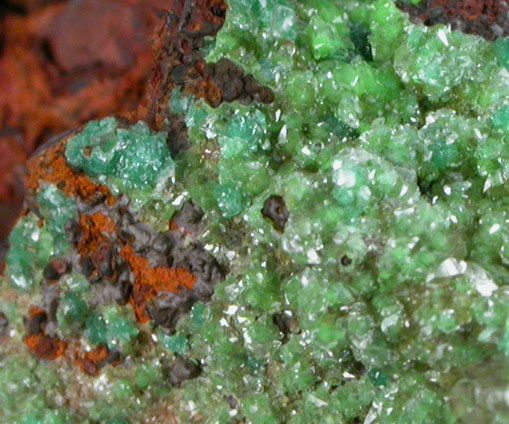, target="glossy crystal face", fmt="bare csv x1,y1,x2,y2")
0,1,508,423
